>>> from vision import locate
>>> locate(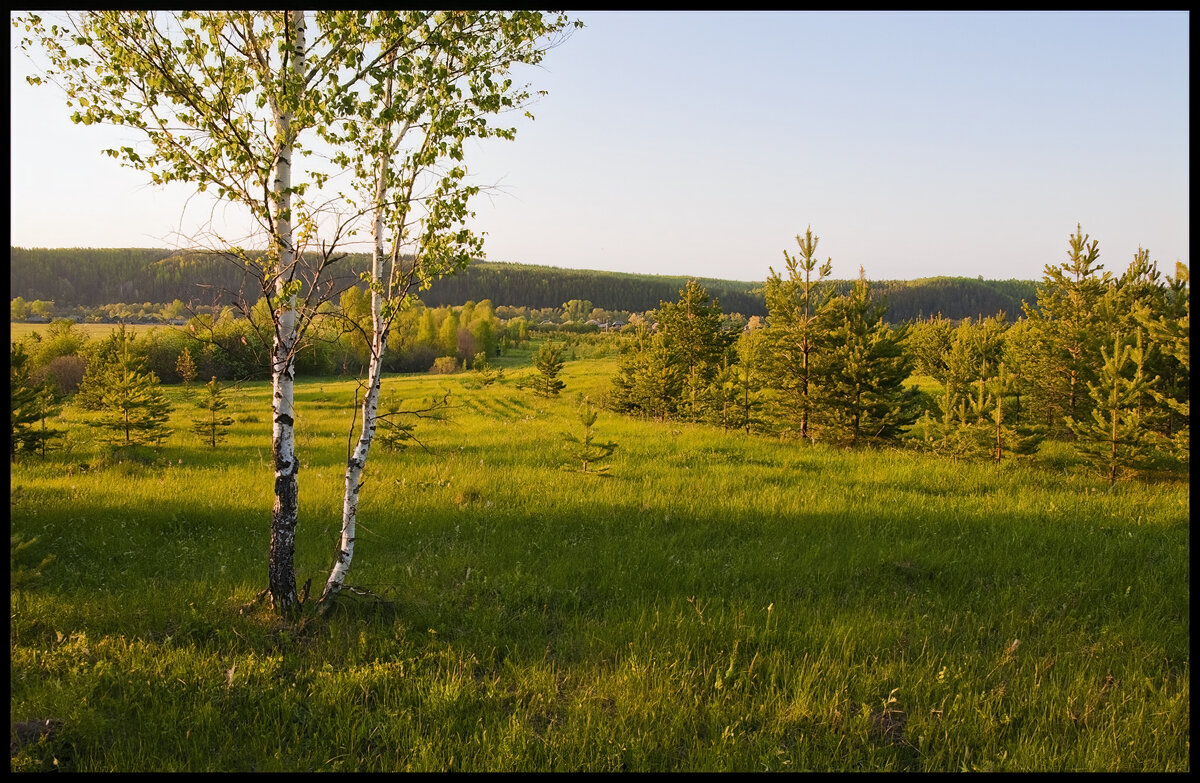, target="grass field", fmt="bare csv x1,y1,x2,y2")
9,351,1190,771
